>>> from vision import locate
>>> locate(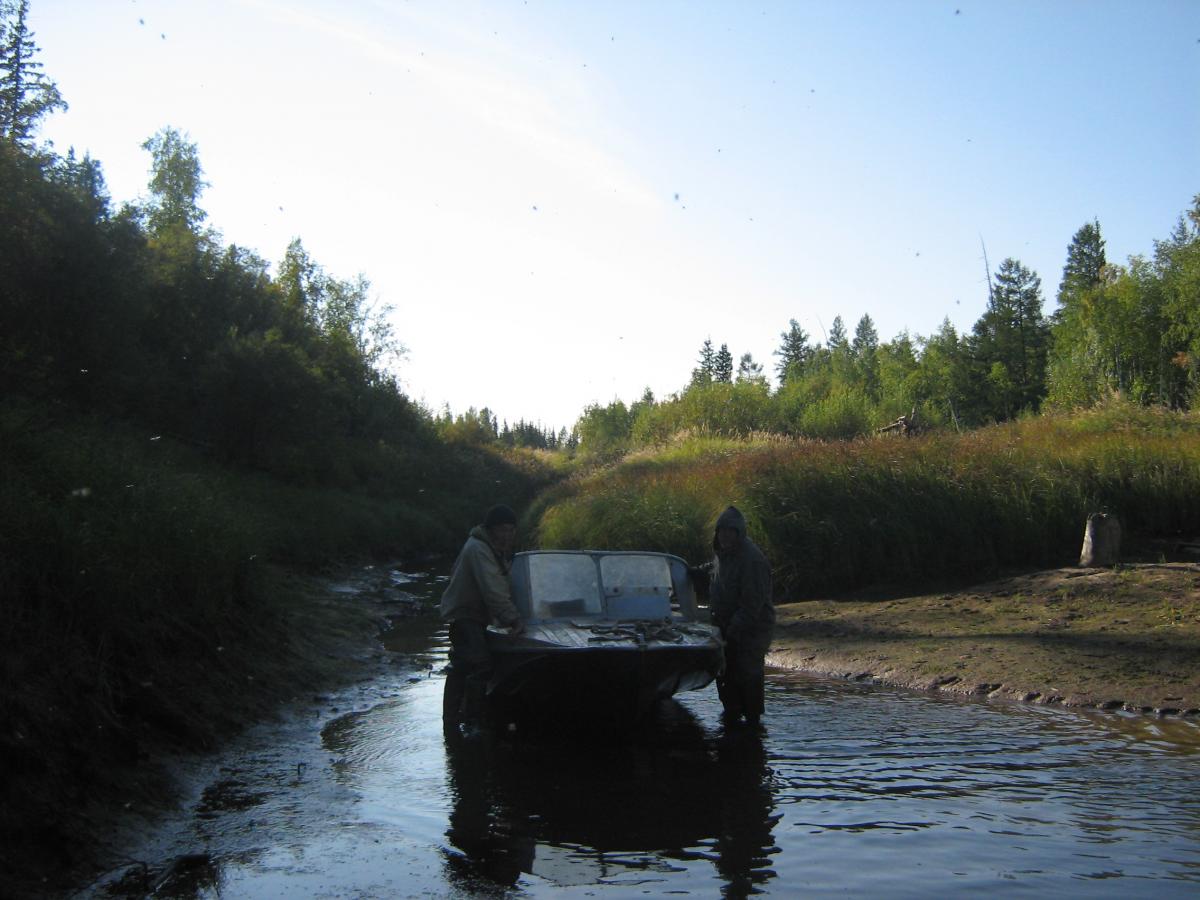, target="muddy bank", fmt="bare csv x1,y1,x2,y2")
1,563,426,900
768,562,1200,716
